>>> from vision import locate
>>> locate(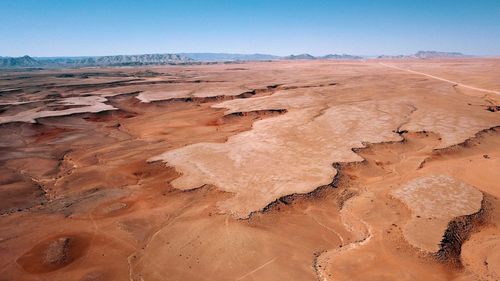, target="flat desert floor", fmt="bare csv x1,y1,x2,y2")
0,59,499,281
